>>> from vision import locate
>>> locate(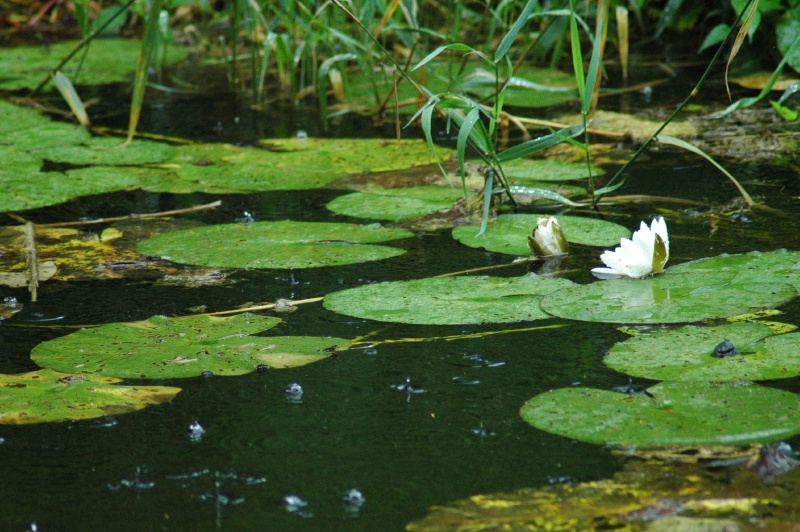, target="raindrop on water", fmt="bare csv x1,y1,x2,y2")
284,494,313,518
452,376,481,385
3,296,18,308
295,130,308,139
392,377,425,394
342,488,365,513
285,383,303,403
471,422,495,437
200,370,215,378
188,421,205,442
